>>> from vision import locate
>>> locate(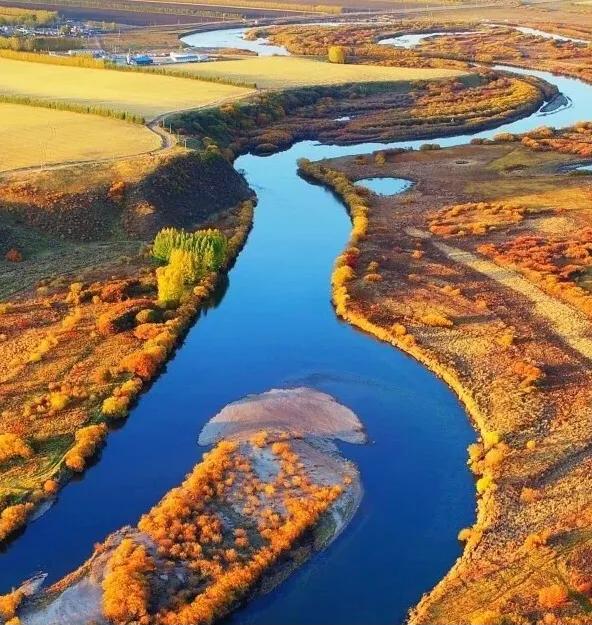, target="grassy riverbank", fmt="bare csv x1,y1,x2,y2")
0,146,253,544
